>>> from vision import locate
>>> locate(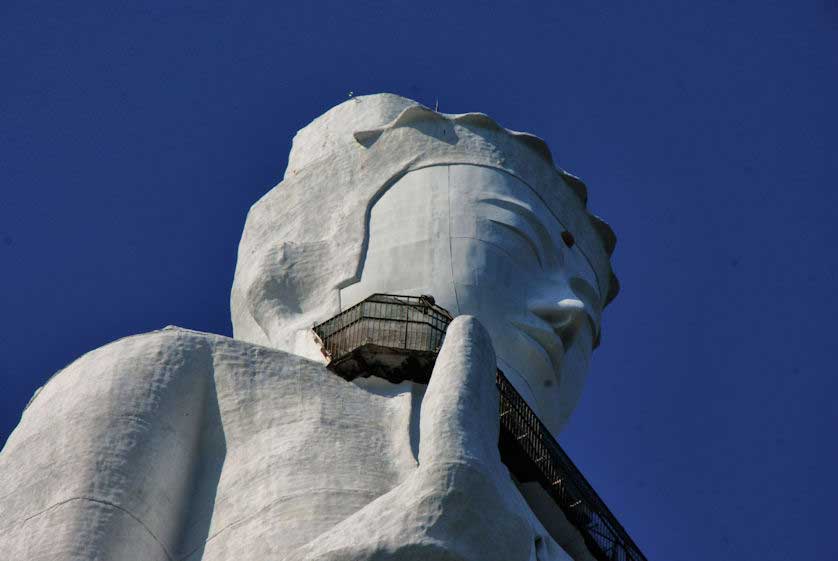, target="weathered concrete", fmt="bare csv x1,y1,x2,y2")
1,327,417,560
1,321,585,561
0,94,617,560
